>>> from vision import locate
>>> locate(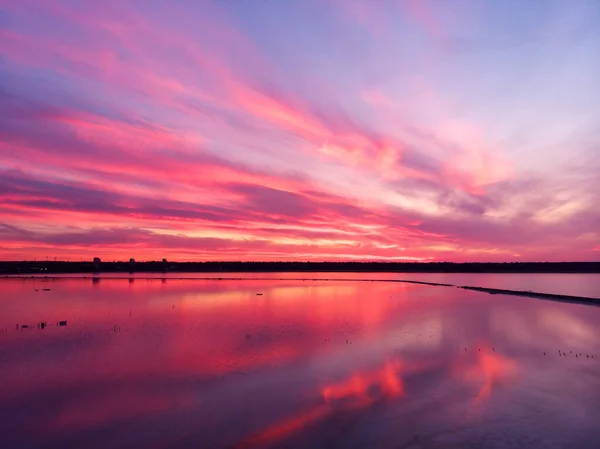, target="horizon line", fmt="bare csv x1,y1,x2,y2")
2,260,599,264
